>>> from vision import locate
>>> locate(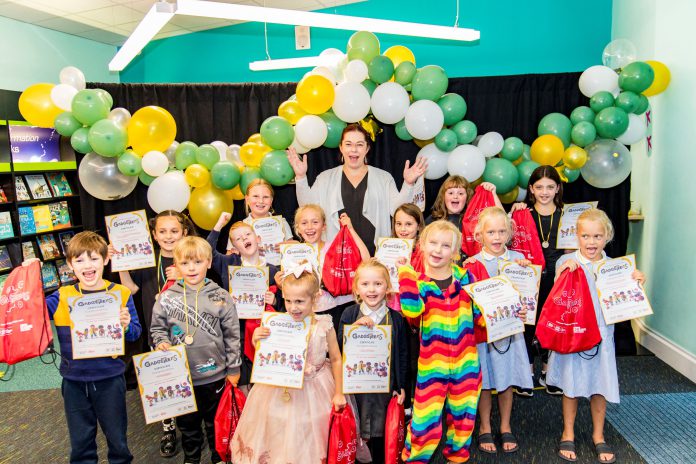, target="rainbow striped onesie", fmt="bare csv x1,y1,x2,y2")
399,264,484,463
